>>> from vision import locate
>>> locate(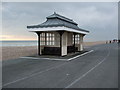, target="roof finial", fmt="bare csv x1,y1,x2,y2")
54,12,56,14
